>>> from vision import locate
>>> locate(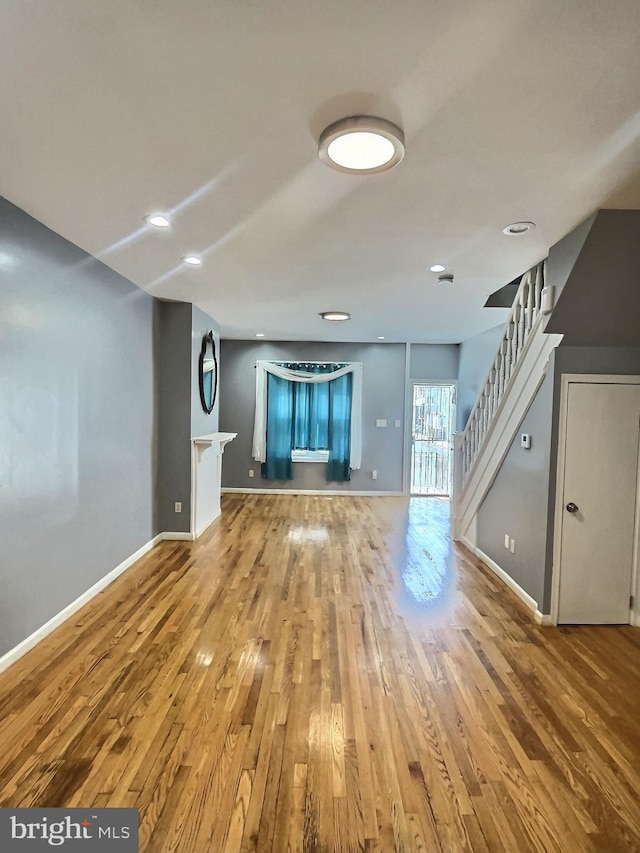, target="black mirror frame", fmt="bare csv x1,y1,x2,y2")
198,331,218,414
